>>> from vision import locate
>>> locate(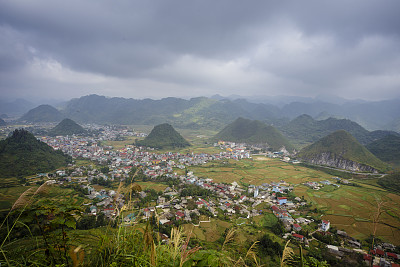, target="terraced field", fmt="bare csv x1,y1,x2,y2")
295,183,400,245
187,157,332,185
187,156,400,245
